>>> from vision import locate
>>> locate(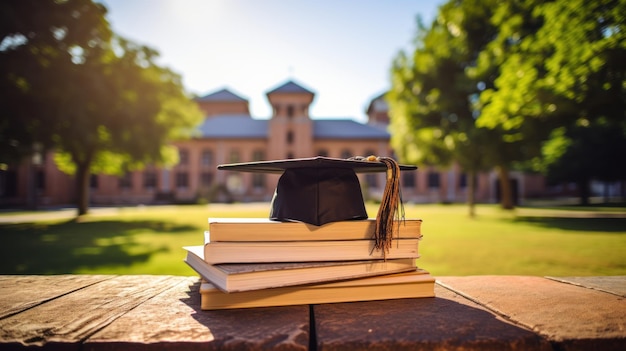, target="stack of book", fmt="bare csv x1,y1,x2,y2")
184,217,435,310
